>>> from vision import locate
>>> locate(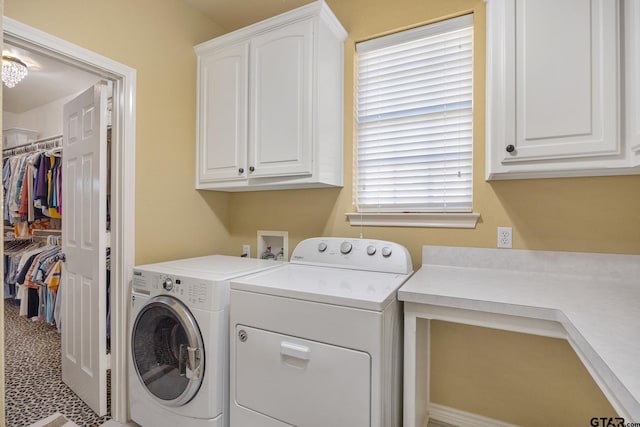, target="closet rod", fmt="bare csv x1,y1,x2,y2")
2,134,63,157
2,134,63,151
